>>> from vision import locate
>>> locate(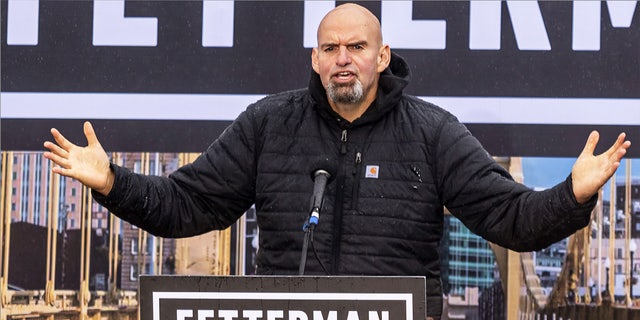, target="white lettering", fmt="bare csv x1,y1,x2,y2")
303,0,335,48
607,0,638,27
176,309,194,320
469,1,501,49
506,1,551,50
313,310,337,320
218,310,239,320
573,0,638,51
198,310,214,320
7,0,39,45
267,310,284,320
289,310,309,320
572,1,599,50
380,0,447,49
92,0,157,46
6,0,637,51
243,310,263,320
367,311,389,320
202,0,234,47
469,0,550,50
170,309,393,320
